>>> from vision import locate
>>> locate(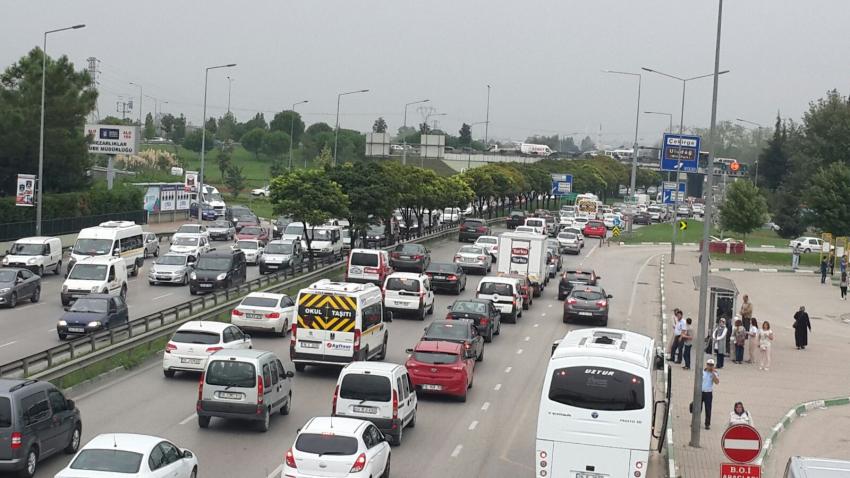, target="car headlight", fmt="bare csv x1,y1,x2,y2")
190,272,197,280
0,288,9,294
87,321,101,328
27,257,37,265
58,320,67,326
62,285,68,293
216,273,227,281
91,286,100,293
